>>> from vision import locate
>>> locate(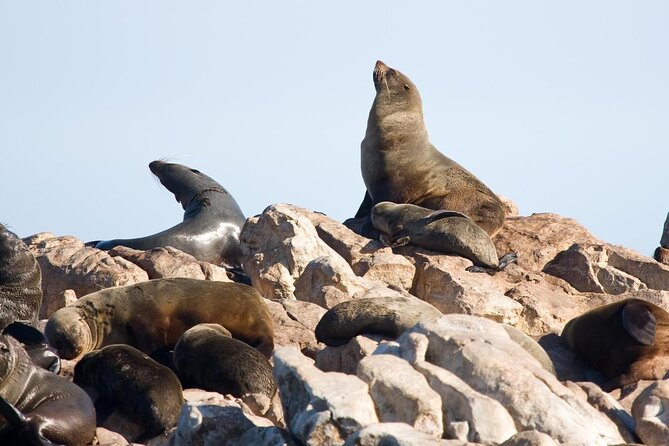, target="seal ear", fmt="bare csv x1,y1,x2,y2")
622,301,656,346
420,210,470,225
